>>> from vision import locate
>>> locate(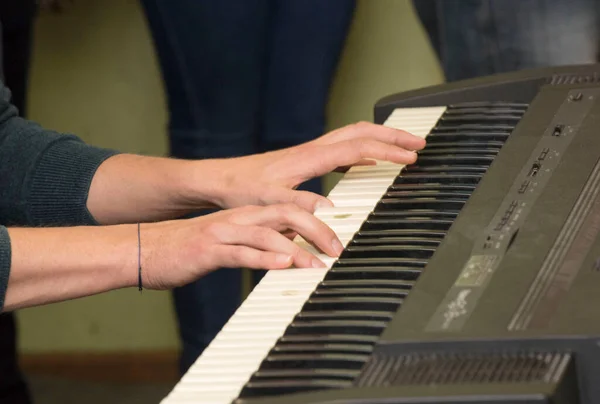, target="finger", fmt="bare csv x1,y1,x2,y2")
260,187,334,212
313,121,426,151
215,224,325,268
334,158,377,173
214,245,294,270
238,204,343,258
346,137,420,164
297,138,418,179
